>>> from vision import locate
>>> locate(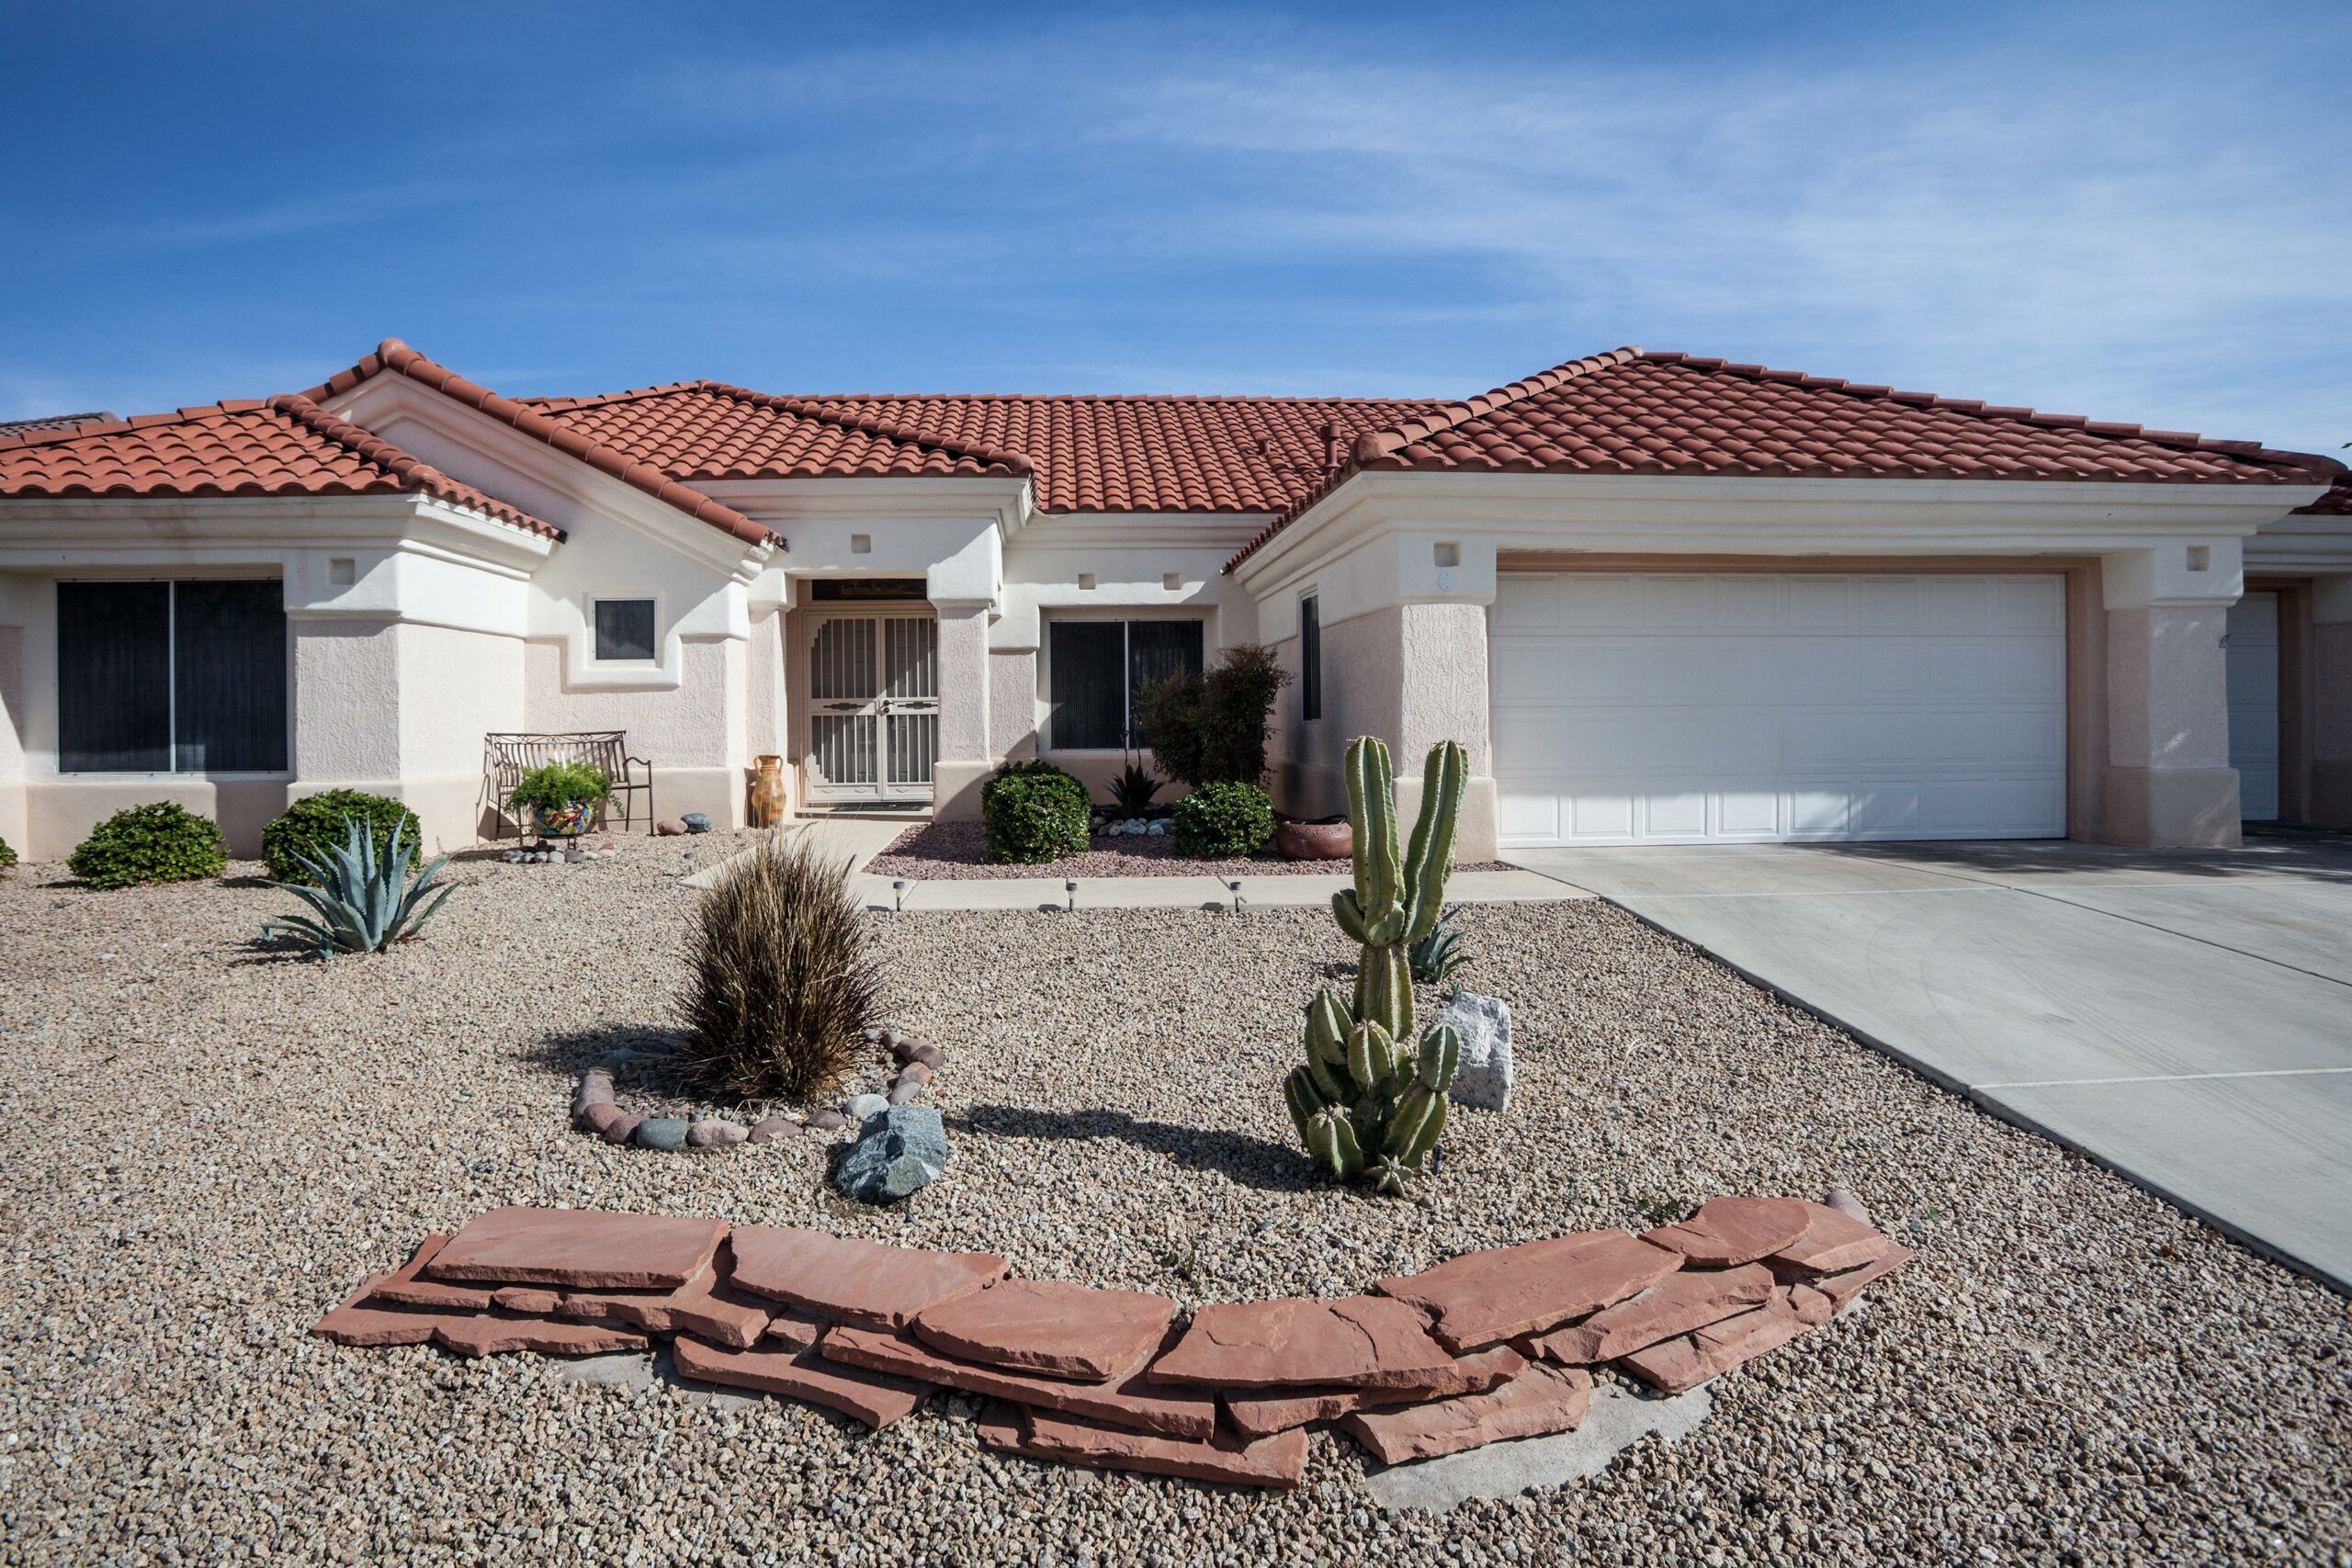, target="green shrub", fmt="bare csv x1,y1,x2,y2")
981,761,1091,864
0,835,16,871
67,802,227,890
262,790,424,885
1137,644,1291,787
506,761,613,812
680,830,881,1100
1171,781,1274,859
